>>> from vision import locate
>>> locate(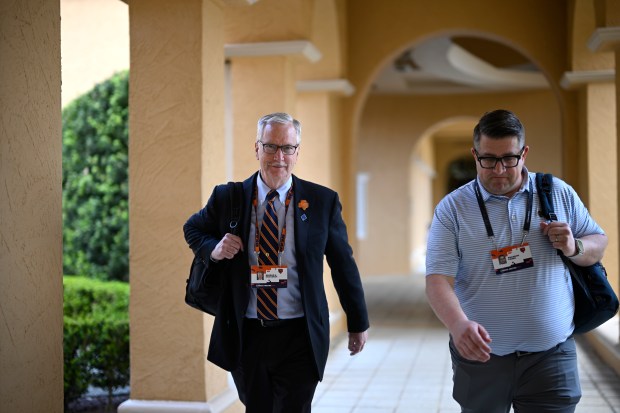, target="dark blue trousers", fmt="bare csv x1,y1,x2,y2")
232,318,319,413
